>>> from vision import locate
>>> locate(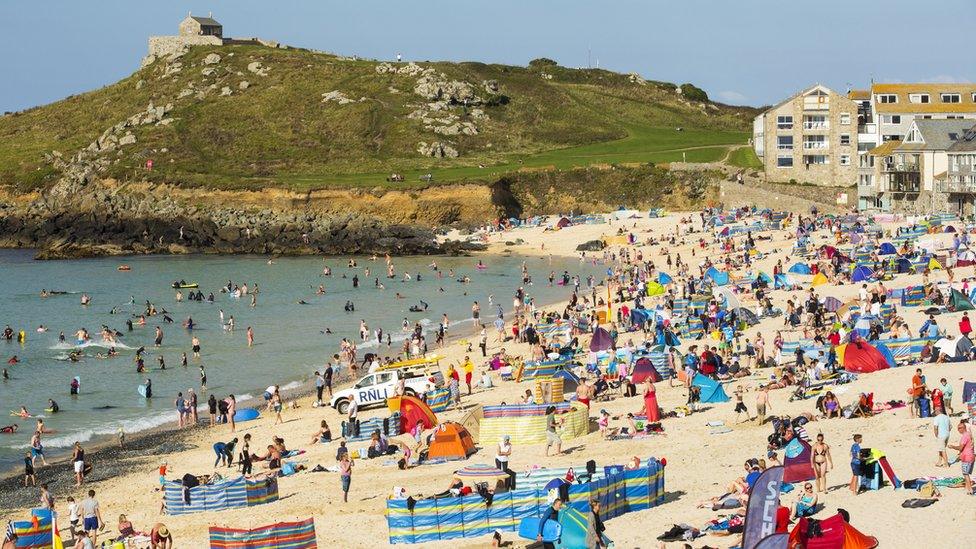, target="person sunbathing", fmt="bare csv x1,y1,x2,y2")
116,514,146,541
253,445,282,470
